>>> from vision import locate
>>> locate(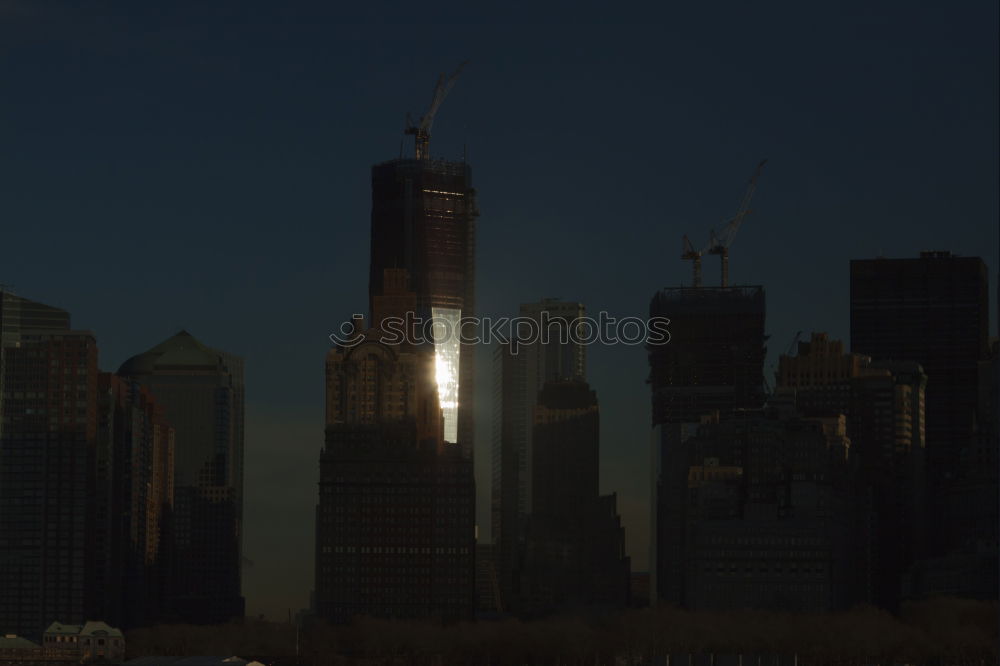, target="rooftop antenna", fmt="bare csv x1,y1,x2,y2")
405,61,468,160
